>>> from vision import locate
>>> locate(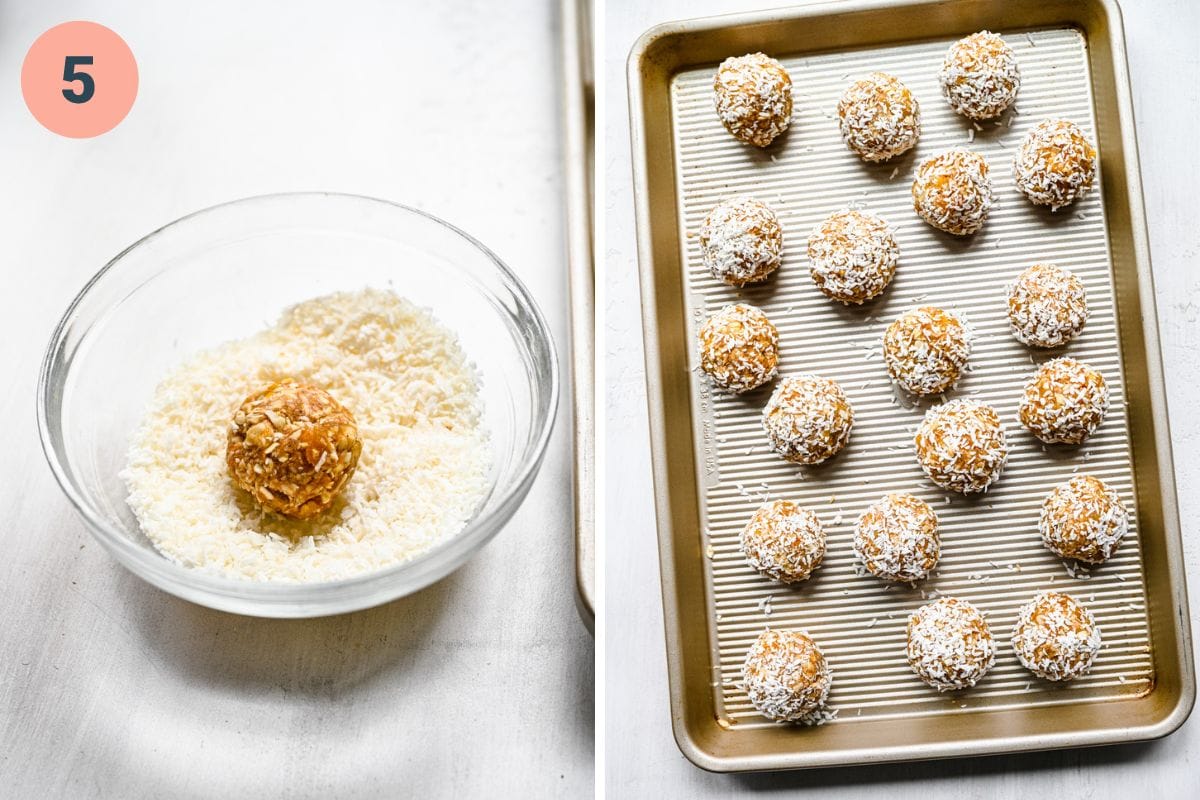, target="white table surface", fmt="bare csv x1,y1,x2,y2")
605,0,1200,796
0,2,593,797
